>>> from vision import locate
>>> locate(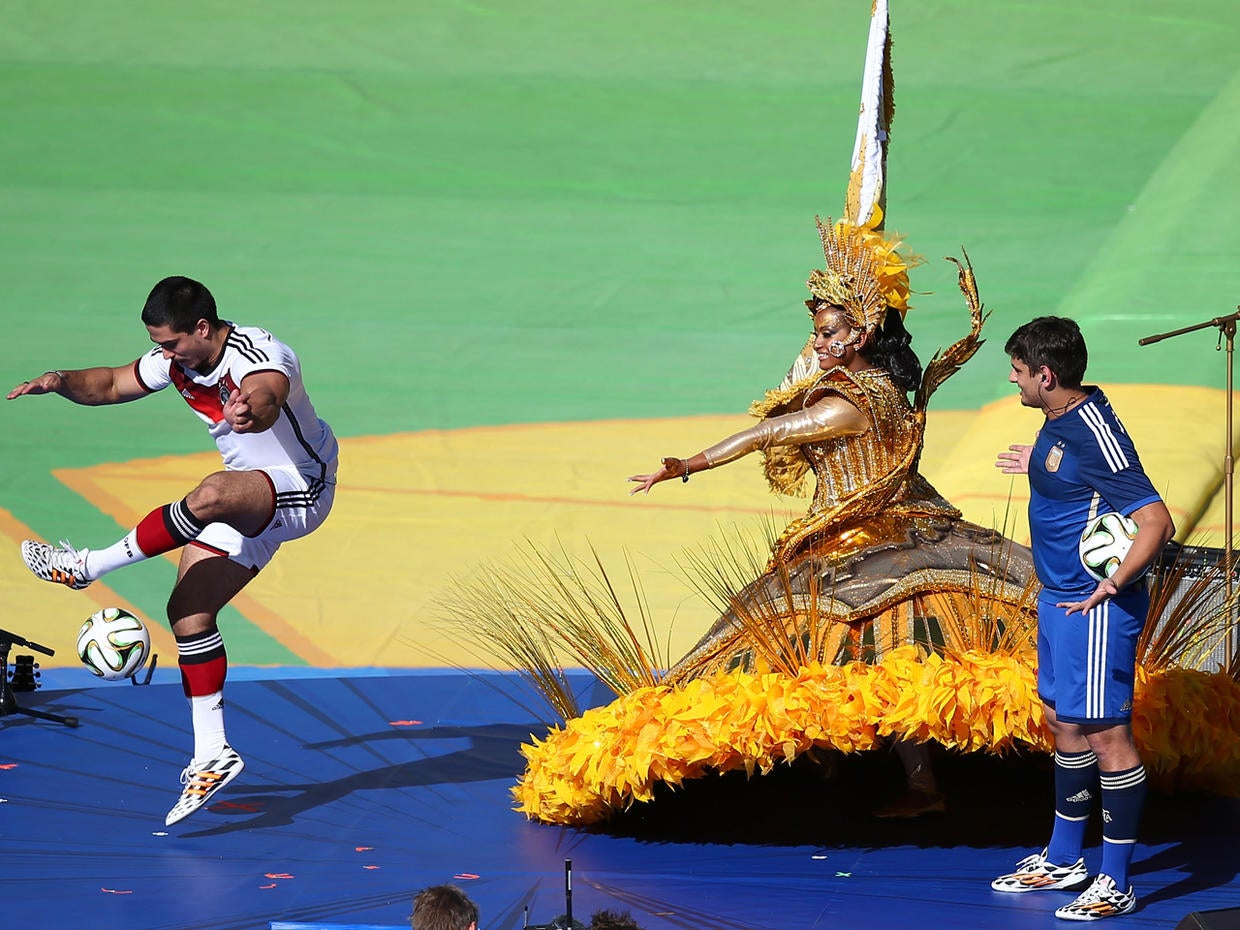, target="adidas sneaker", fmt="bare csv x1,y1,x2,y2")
165,745,246,826
1055,873,1137,921
20,539,93,590
991,848,1089,892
